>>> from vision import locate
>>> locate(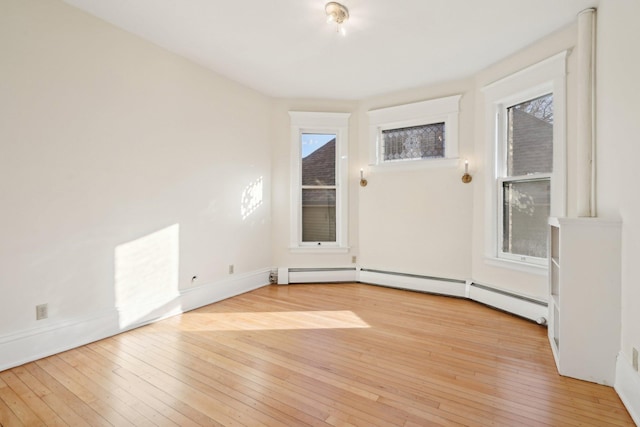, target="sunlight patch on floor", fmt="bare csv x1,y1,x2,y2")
179,310,370,331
